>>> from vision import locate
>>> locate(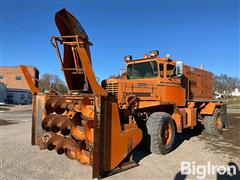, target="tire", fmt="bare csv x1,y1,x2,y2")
221,104,227,128
146,112,176,155
203,108,223,135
